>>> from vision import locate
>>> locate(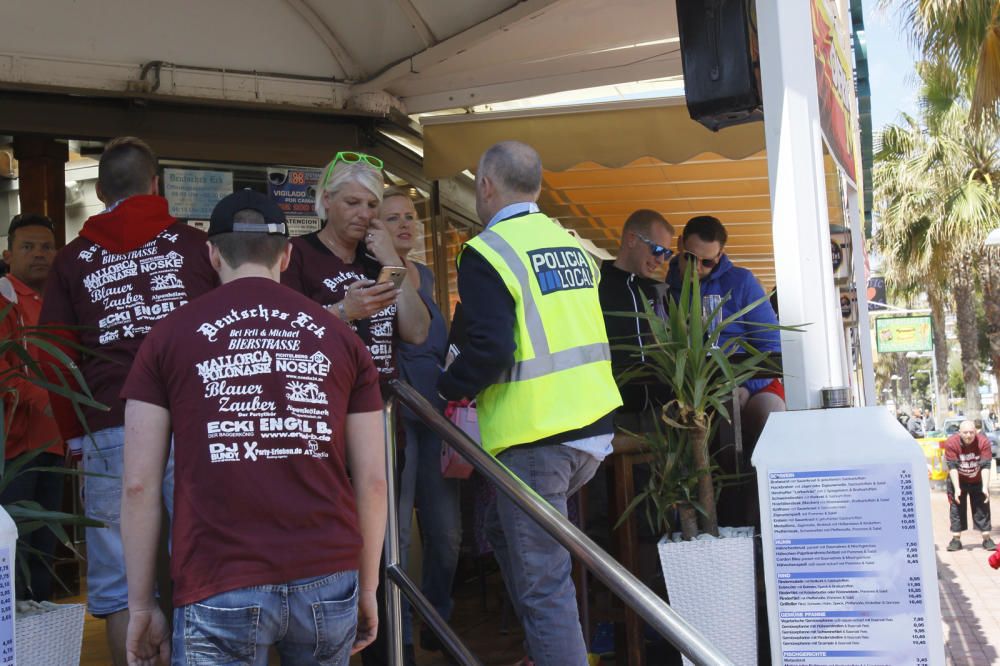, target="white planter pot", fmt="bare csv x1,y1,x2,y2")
658,527,757,666
15,601,85,666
